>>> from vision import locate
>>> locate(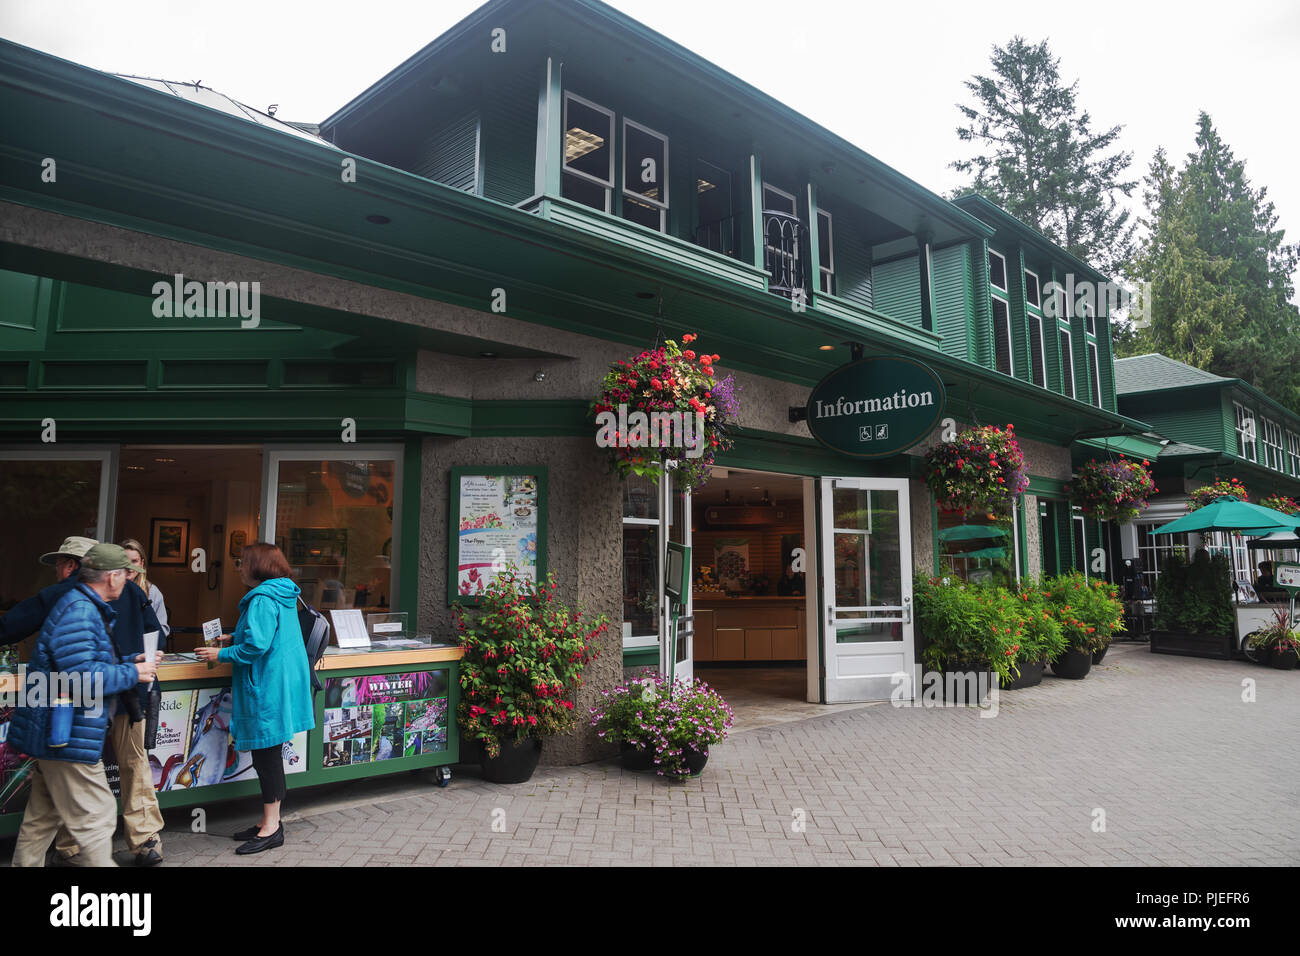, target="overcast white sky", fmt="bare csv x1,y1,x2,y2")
3,0,1298,254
